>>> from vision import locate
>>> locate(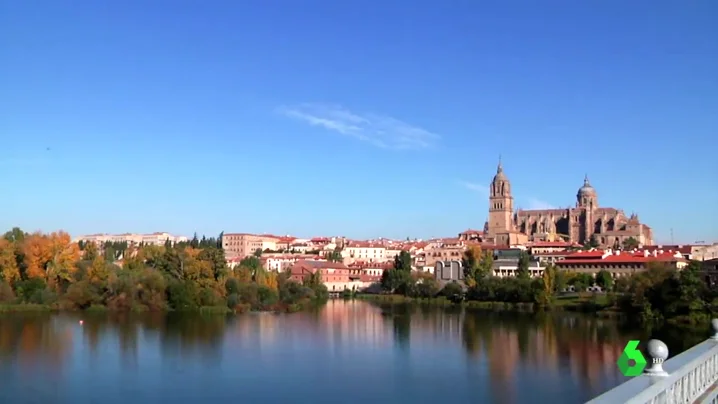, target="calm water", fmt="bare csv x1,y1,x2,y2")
0,301,706,404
